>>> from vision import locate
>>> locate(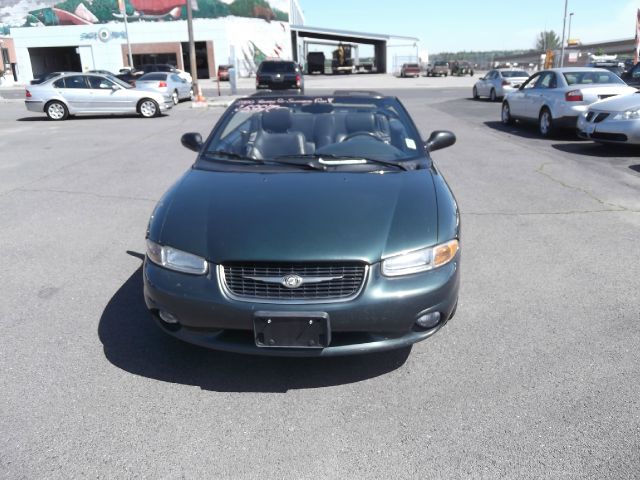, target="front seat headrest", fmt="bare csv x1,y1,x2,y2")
345,113,376,133
262,108,292,133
